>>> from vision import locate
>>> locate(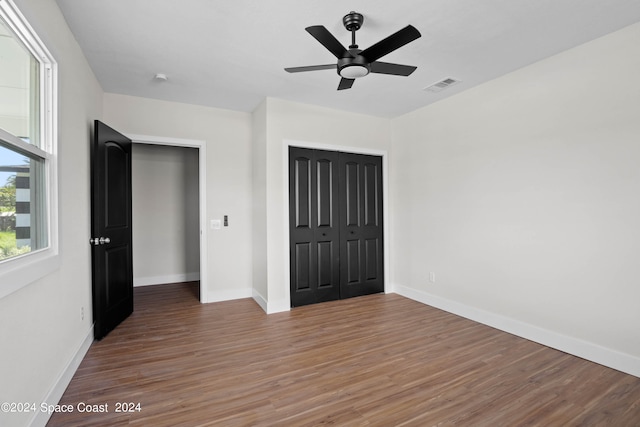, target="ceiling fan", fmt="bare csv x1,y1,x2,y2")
285,11,421,90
